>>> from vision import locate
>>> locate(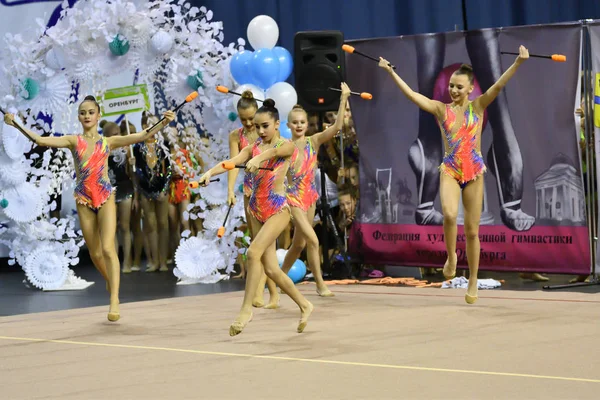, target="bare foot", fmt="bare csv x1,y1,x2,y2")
232,272,246,279
569,275,589,283
229,311,253,336
519,273,549,282
252,297,265,308
501,208,535,232
264,293,280,309
465,280,478,305
443,253,457,280
297,302,314,333
146,264,158,272
108,301,120,322
317,285,335,297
